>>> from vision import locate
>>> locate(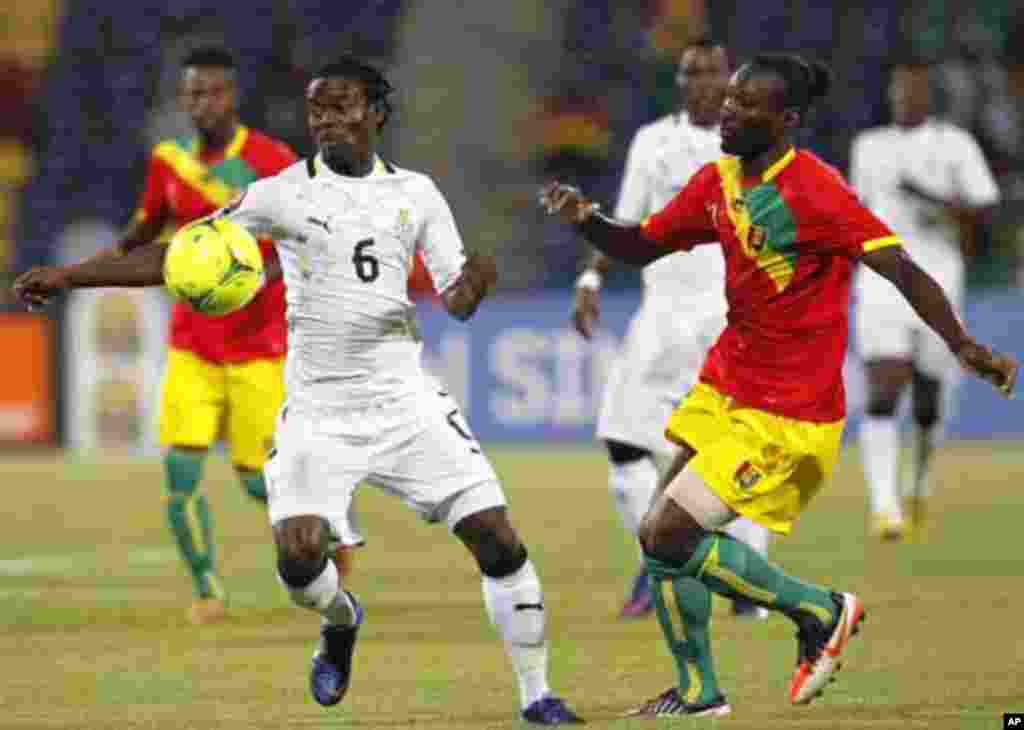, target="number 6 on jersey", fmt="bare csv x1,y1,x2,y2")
352,238,379,282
